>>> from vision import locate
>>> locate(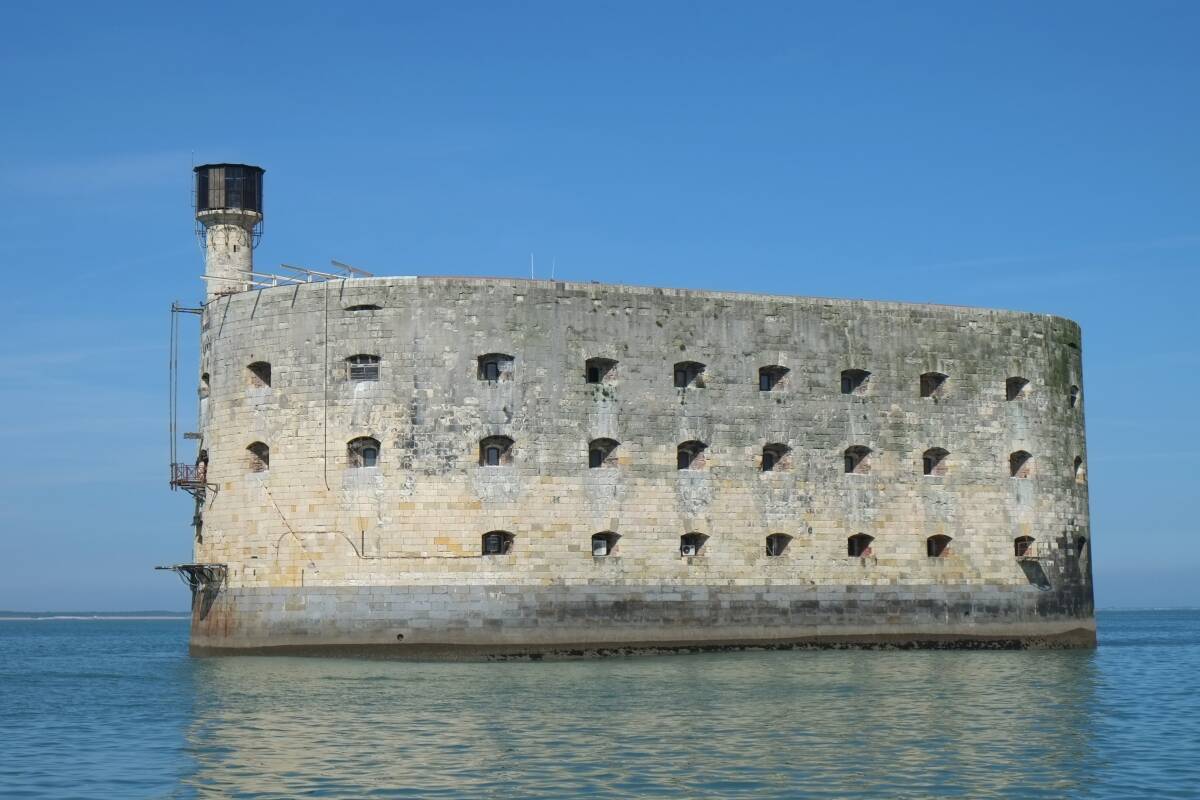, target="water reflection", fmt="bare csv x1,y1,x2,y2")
181,649,1101,798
